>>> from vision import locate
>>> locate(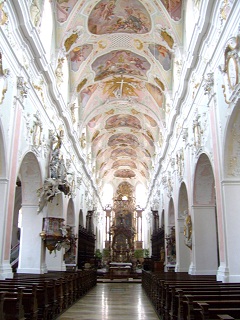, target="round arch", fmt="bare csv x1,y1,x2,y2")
17,151,45,274
166,198,176,268
221,102,240,281
66,198,75,226
191,153,218,275
176,182,191,272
